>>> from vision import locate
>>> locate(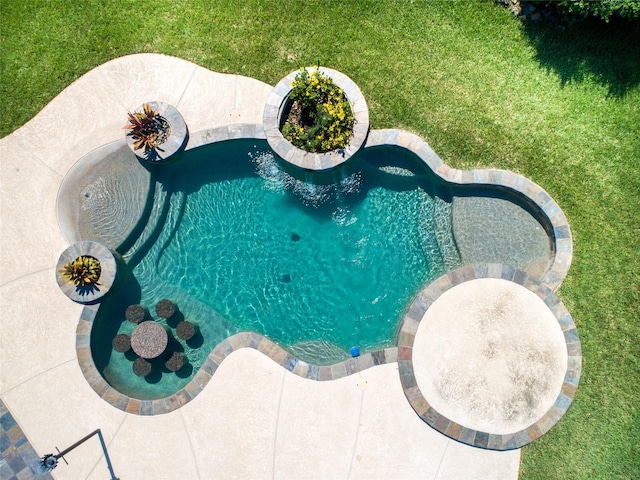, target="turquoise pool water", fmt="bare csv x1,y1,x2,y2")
91,139,550,399
92,141,462,398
